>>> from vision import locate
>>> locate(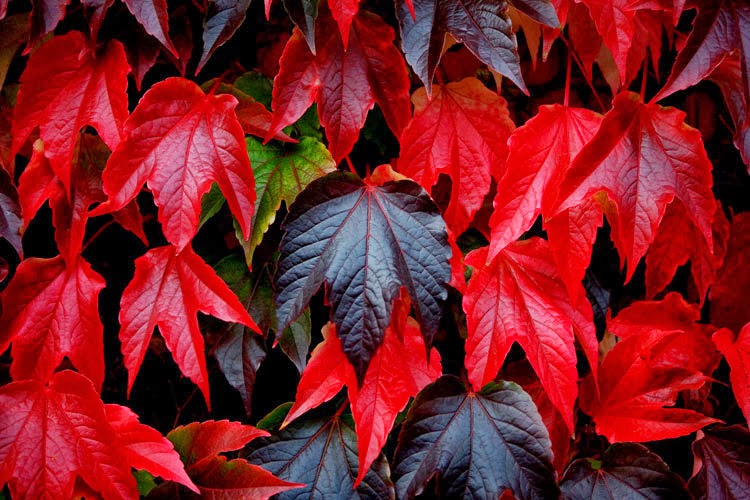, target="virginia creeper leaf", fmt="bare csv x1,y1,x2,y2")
688,425,750,499
248,414,395,499
12,31,129,191
0,255,106,390
392,375,558,500
552,91,716,280
28,0,70,48
214,323,267,416
275,172,451,379
560,443,689,499
198,0,252,73
713,324,750,427
123,0,178,56
266,7,411,162
330,0,360,47
709,212,750,332
119,244,260,405
577,0,636,85
282,0,319,52
463,240,597,432
96,77,255,252
0,166,20,257
0,370,196,499
398,77,516,237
